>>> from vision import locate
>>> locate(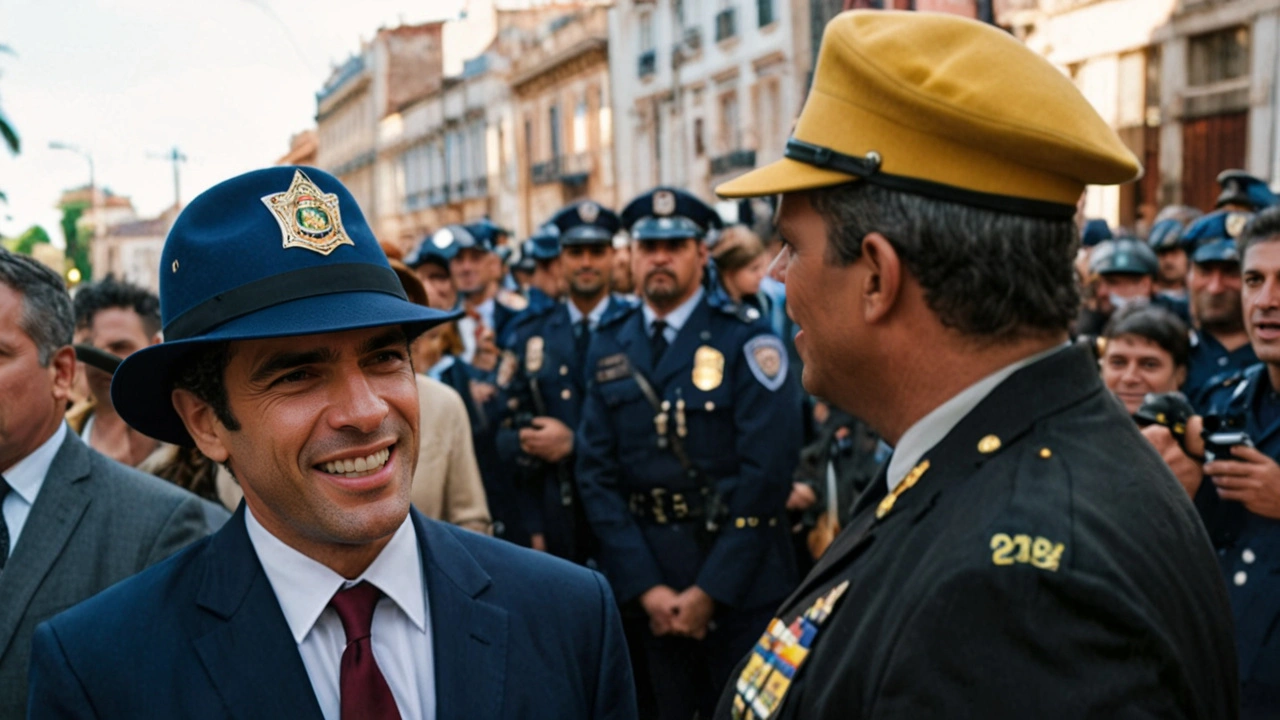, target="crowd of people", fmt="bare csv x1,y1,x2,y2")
1,8,1278,720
